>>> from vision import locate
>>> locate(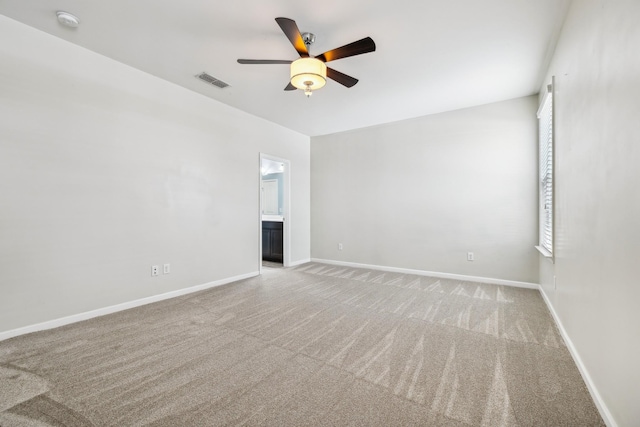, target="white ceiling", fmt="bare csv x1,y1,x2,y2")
0,0,570,137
